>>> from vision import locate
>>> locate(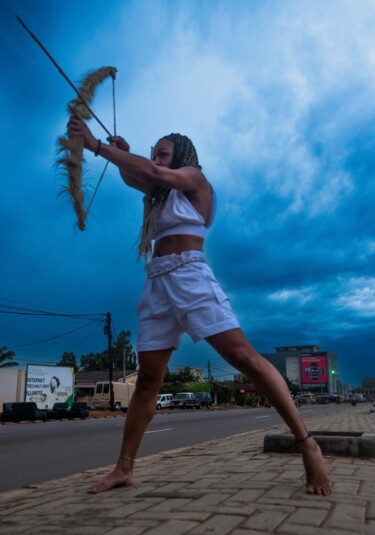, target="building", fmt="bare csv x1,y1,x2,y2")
261,345,339,394
232,373,257,397
75,370,128,393
0,368,26,408
75,370,138,407
177,367,204,381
